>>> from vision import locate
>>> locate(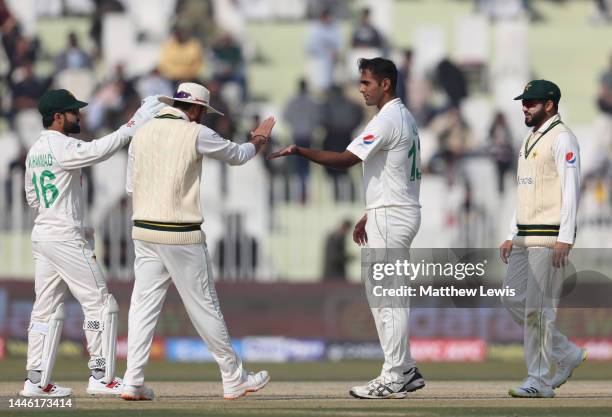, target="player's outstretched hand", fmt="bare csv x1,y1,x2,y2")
250,116,276,141
267,145,299,160
353,214,368,246
499,240,513,264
